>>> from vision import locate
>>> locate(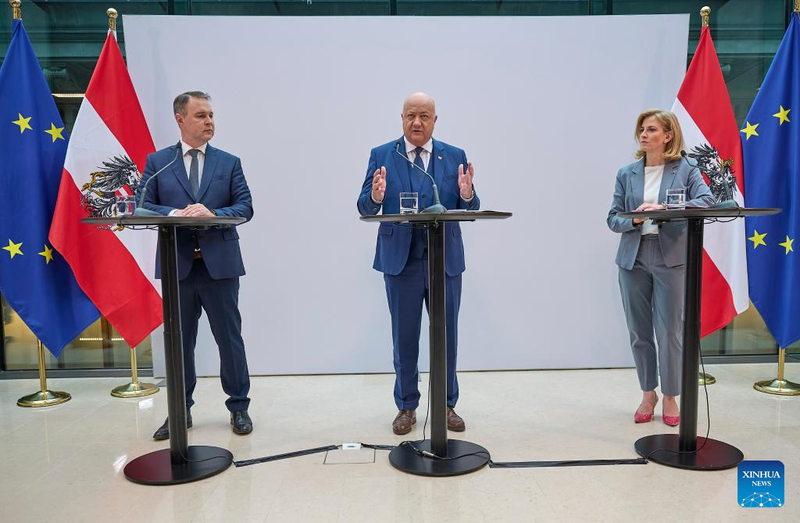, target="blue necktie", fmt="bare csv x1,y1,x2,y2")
410,146,427,259
413,146,425,174
188,149,200,198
